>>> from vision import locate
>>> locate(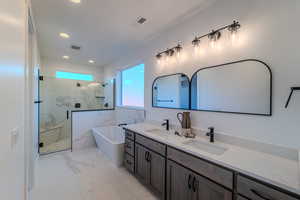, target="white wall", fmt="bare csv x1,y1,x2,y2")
41,59,104,81
103,0,300,149
0,0,26,199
